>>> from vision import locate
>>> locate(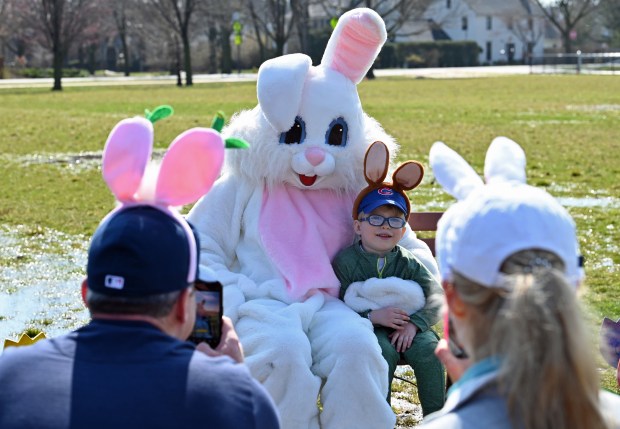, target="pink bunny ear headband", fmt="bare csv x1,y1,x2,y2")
351,141,424,220
87,110,245,295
